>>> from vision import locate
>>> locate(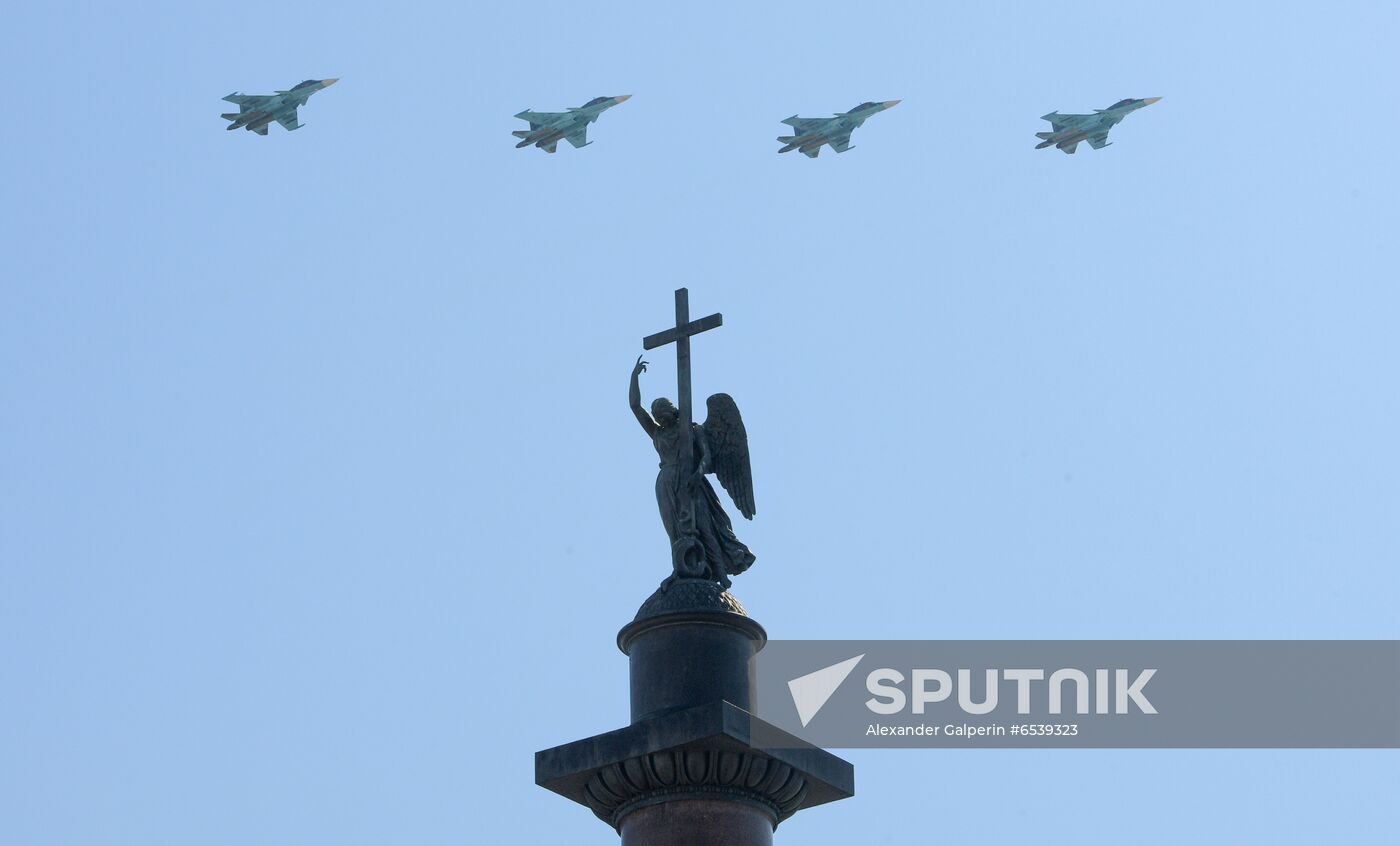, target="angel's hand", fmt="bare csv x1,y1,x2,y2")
632,355,648,376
